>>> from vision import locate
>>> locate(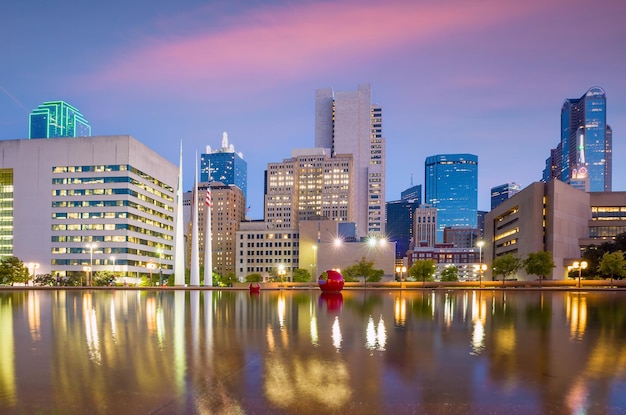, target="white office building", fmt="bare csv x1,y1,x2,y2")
0,135,178,282
315,84,386,238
